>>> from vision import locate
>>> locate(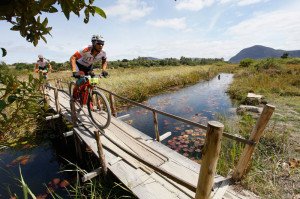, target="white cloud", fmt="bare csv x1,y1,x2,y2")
175,0,215,11
218,0,234,4
218,0,268,6
104,0,153,21
226,8,300,50
146,18,187,30
237,0,264,6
